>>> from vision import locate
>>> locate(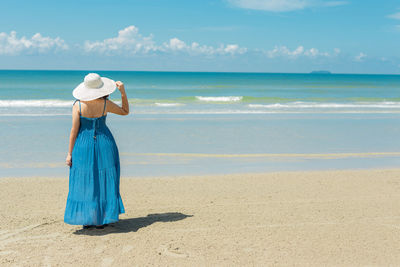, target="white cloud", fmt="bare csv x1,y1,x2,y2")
354,52,367,62
166,38,188,51
0,26,342,63
227,0,347,12
223,44,247,54
84,26,247,56
387,12,400,20
162,38,247,55
0,31,68,55
305,48,323,57
333,48,341,55
84,25,157,55
266,45,339,58
267,45,304,57
162,38,208,54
